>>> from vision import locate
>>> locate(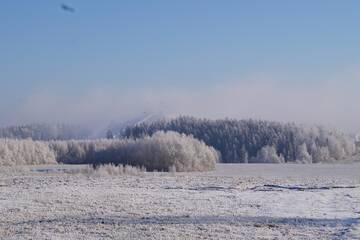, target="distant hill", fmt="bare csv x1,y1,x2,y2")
95,112,166,138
